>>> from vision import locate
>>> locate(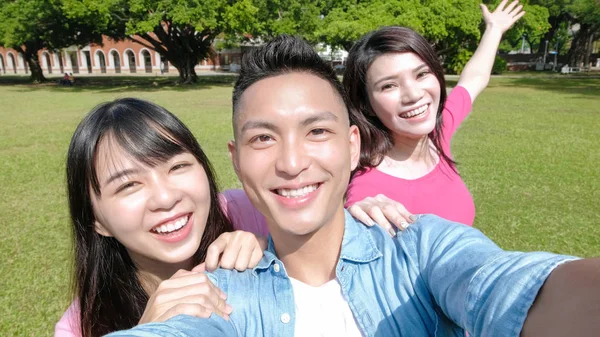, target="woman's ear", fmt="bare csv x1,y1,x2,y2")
94,220,113,237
